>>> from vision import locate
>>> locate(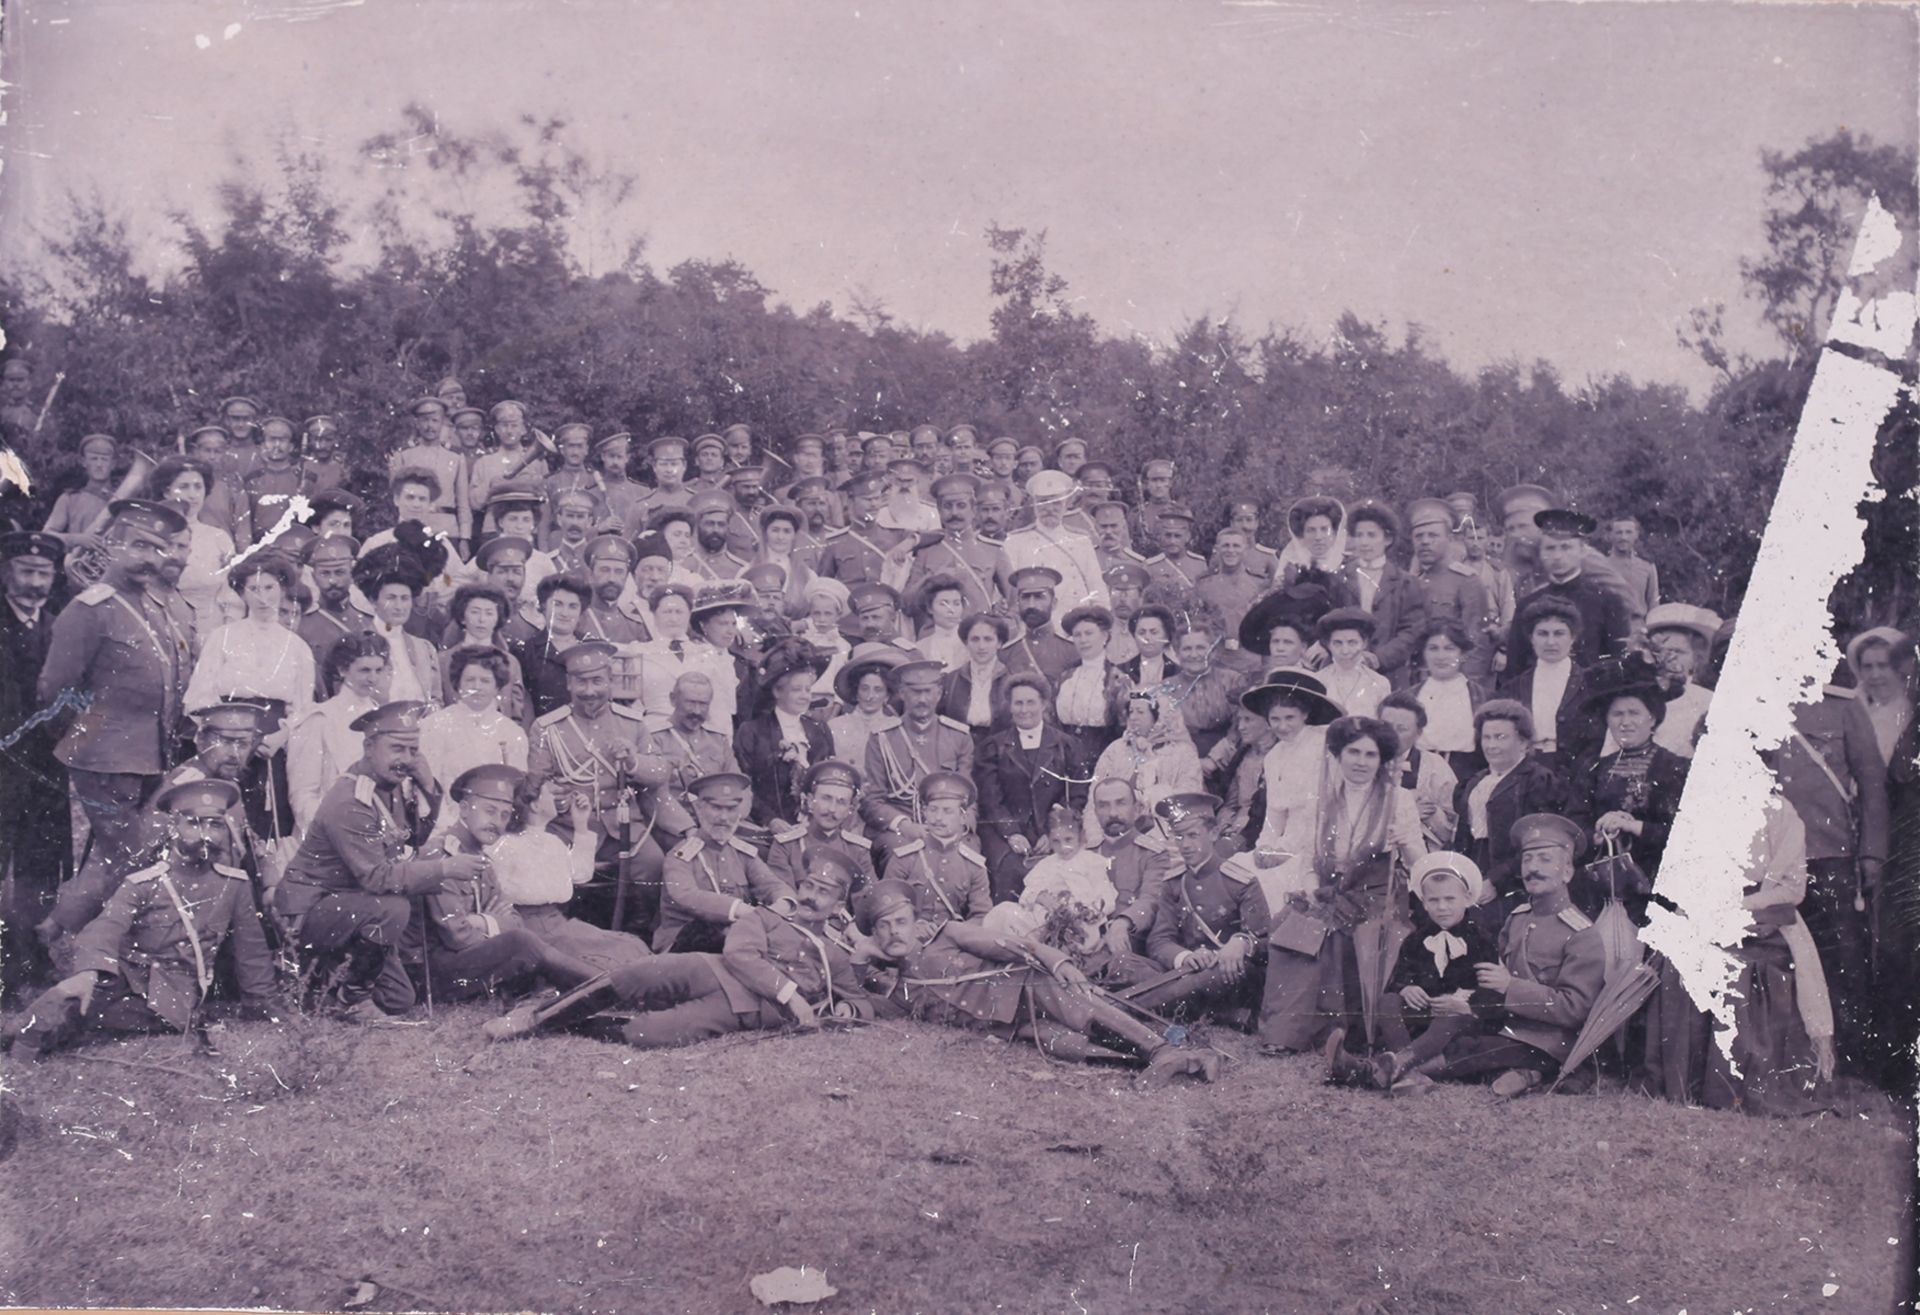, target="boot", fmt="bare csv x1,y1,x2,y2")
332,938,389,1008
484,972,622,1042
1141,1047,1223,1085
1082,995,1173,1062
